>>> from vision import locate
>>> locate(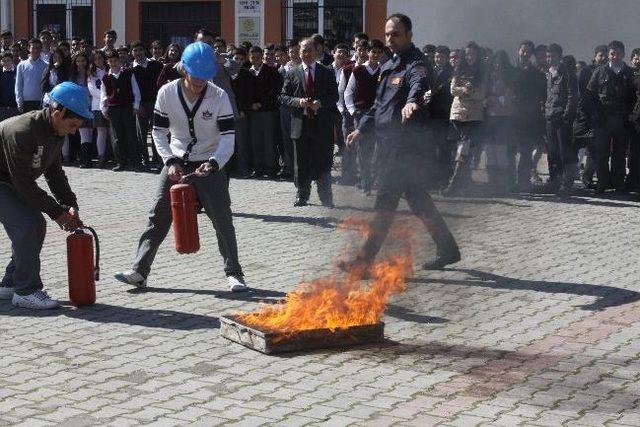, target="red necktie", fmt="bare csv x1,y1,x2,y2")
305,66,314,98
